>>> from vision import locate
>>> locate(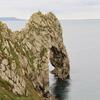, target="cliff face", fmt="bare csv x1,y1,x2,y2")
0,12,70,100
